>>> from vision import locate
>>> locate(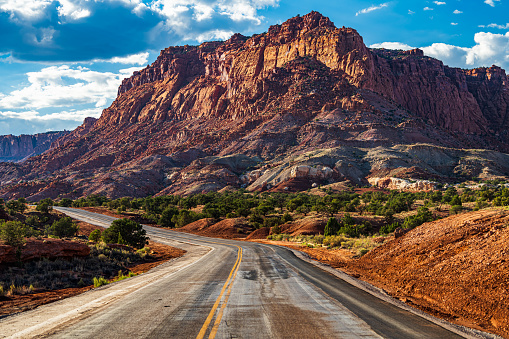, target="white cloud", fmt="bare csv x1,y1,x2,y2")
466,31,509,67
0,0,52,20
0,65,144,110
484,0,501,6
423,7,434,11
94,52,150,66
0,108,101,121
149,0,278,37
433,1,446,5
486,23,509,29
371,31,509,70
408,9,415,14
355,3,388,16
193,29,235,43
57,0,91,20
370,42,415,50
451,22,458,26
453,9,463,14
